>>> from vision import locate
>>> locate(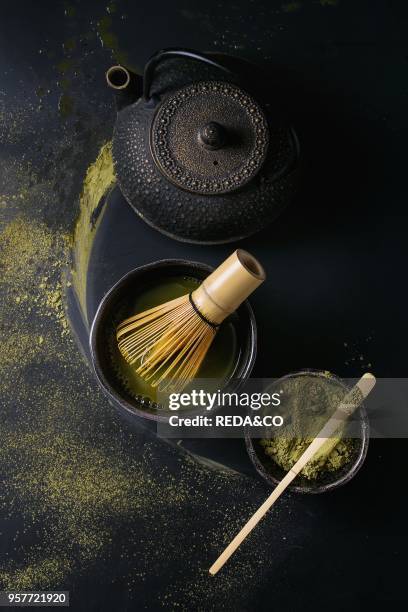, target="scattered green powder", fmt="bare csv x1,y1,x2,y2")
71,140,116,322
281,2,302,13
261,373,354,480
261,437,352,480
0,558,70,592
96,13,129,67
0,143,286,604
0,217,70,335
